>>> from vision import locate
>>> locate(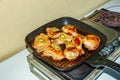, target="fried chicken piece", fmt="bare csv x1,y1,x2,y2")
32,33,51,53
51,32,73,44
64,47,80,60
63,41,79,60
42,43,64,60
62,24,77,36
63,34,85,60
72,34,85,55
46,27,61,38
83,34,100,50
